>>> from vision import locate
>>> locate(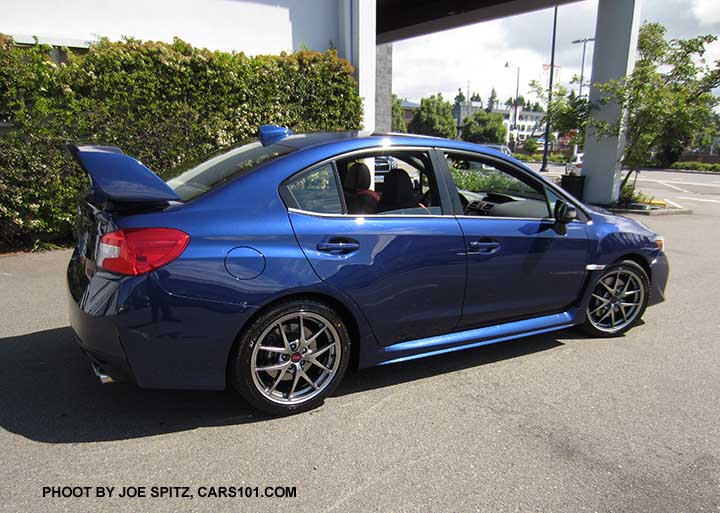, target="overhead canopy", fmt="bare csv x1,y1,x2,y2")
377,0,577,43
